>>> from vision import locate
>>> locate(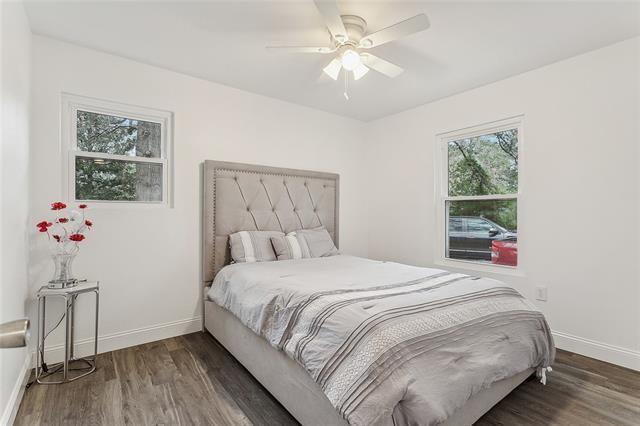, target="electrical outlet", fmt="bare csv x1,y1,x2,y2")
535,286,548,302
